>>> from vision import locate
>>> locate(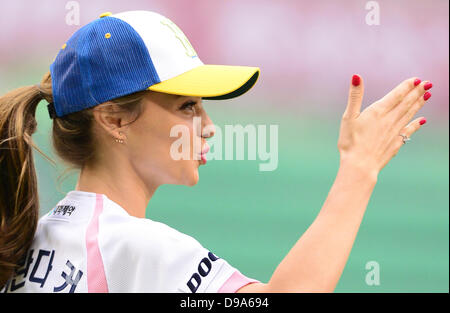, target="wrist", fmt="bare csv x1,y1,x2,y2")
338,158,379,185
